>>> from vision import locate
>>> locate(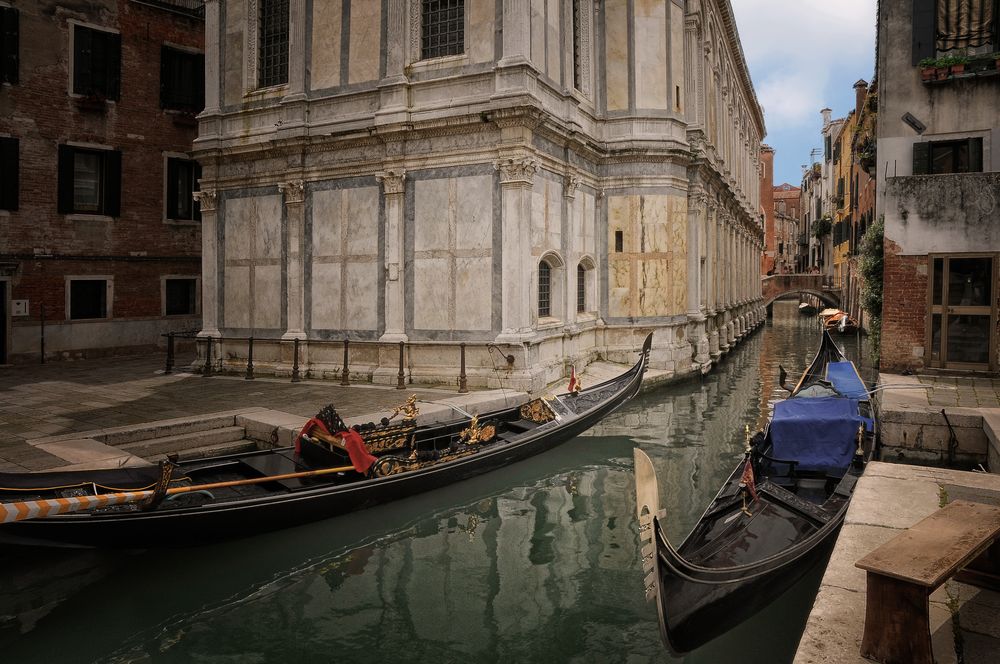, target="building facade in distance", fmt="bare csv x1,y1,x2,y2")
195,0,766,390
772,182,800,275
0,0,205,364
877,0,1000,372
